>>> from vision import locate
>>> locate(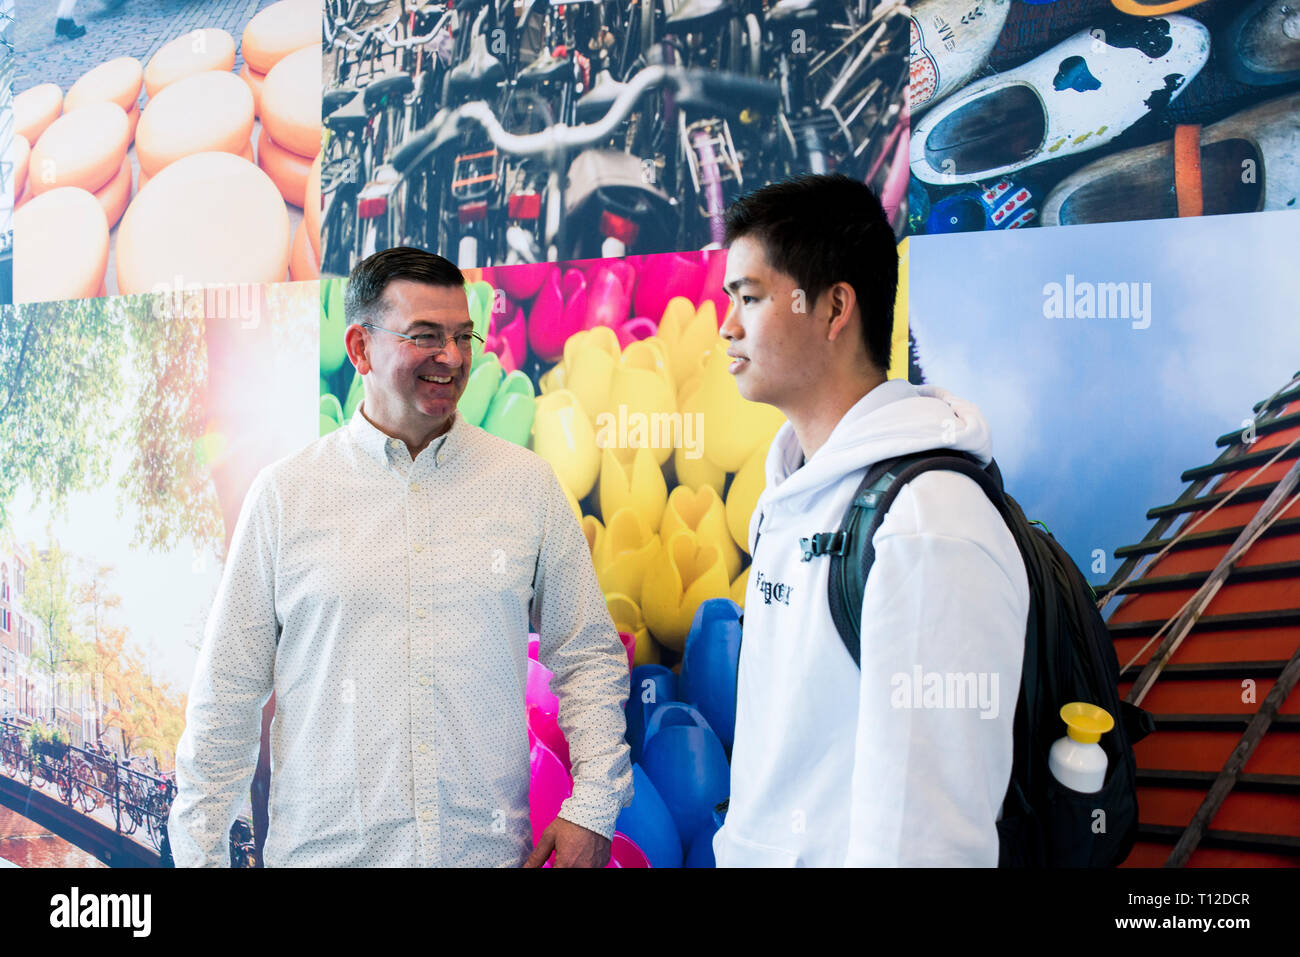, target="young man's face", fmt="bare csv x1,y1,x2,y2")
719,235,820,410
358,279,473,433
